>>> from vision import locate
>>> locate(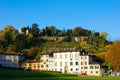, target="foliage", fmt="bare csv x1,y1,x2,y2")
27,47,41,59
95,52,107,62
107,41,120,71
0,23,111,60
